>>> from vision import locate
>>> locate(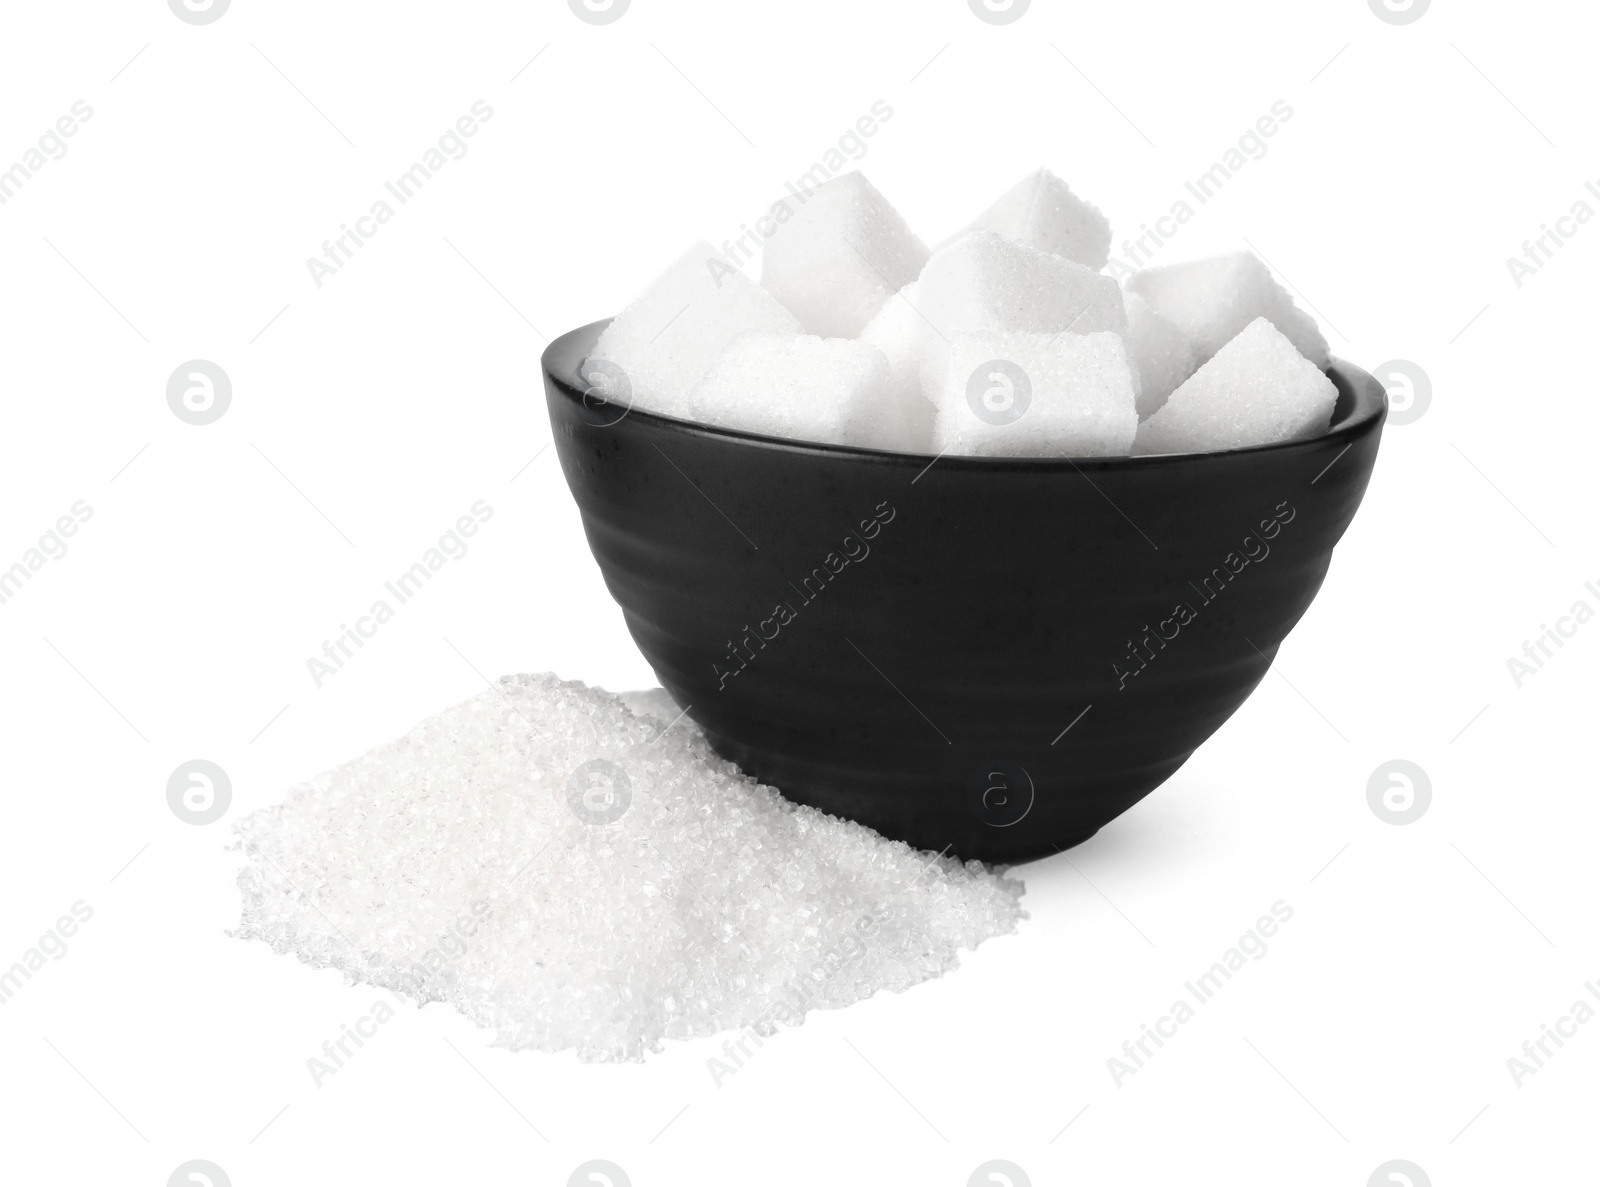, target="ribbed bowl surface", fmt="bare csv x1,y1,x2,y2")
544,320,1385,861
